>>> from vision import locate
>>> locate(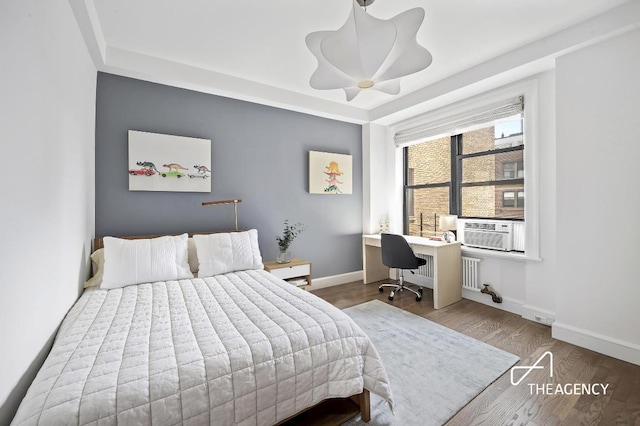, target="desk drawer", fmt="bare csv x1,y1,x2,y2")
270,264,310,280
